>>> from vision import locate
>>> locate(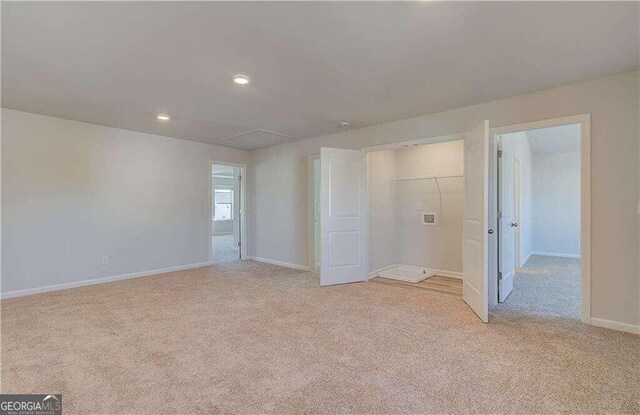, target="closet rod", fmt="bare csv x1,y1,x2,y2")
389,174,463,182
